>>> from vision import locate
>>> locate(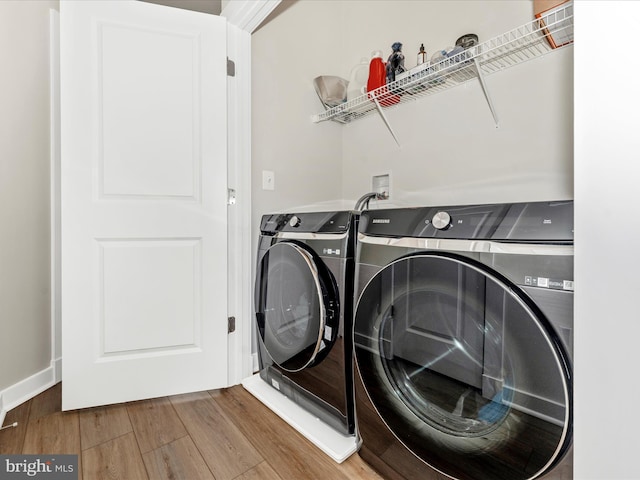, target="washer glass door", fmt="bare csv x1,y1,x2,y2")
354,253,572,480
256,241,339,372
